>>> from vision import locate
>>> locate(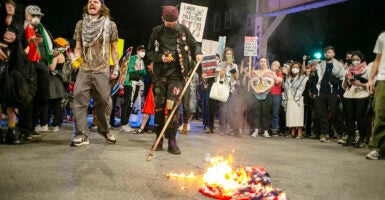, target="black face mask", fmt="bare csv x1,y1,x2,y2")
346,59,352,65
